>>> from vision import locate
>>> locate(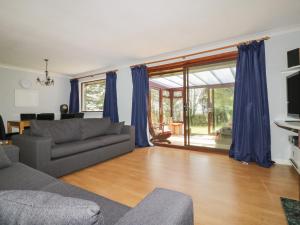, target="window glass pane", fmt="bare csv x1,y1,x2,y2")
173,91,182,97
82,80,106,111
163,97,170,124
231,67,236,77
163,90,170,97
189,74,206,86
212,68,235,83
189,88,209,135
214,87,234,130
164,76,182,86
173,98,183,122
150,89,160,126
151,77,181,88
194,71,219,85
